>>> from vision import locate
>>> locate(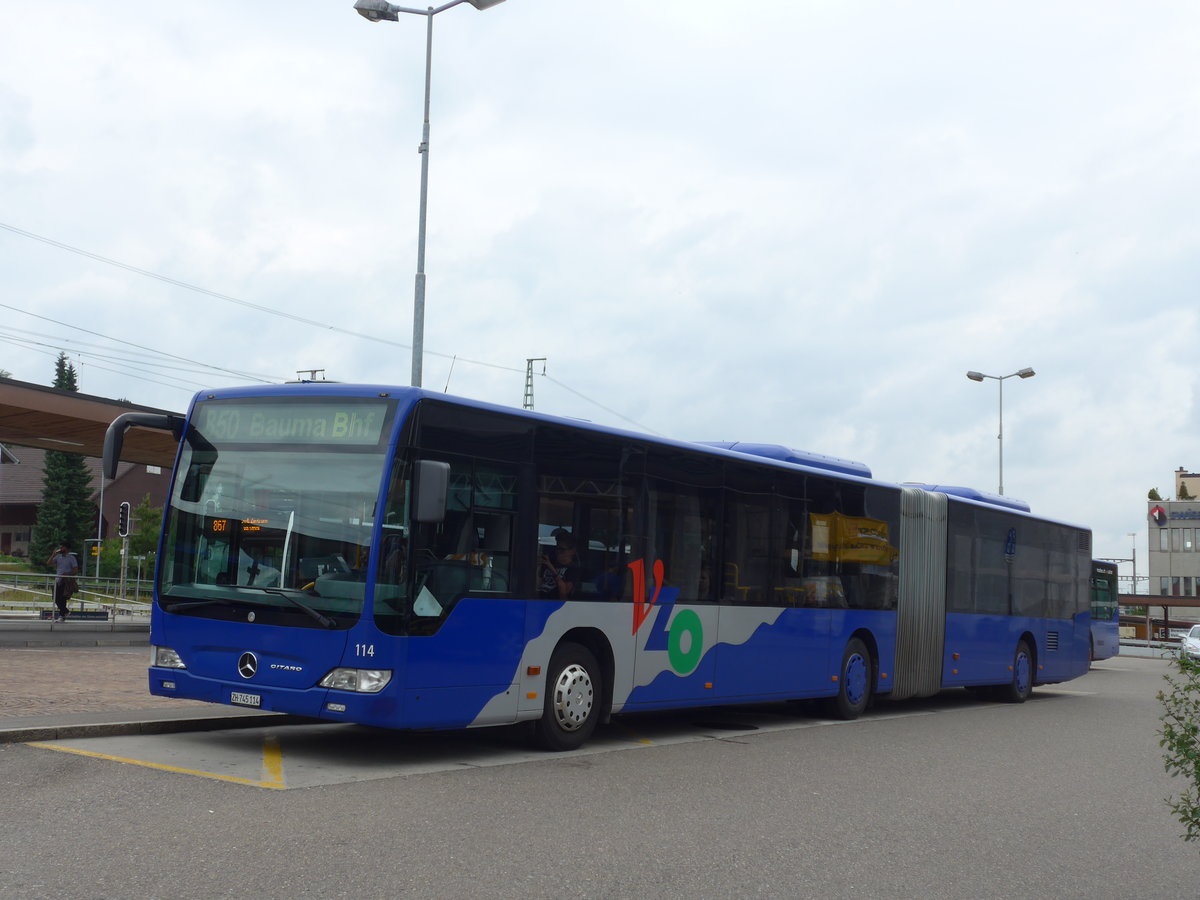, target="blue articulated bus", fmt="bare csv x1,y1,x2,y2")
104,384,1093,750
1088,560,1120,661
